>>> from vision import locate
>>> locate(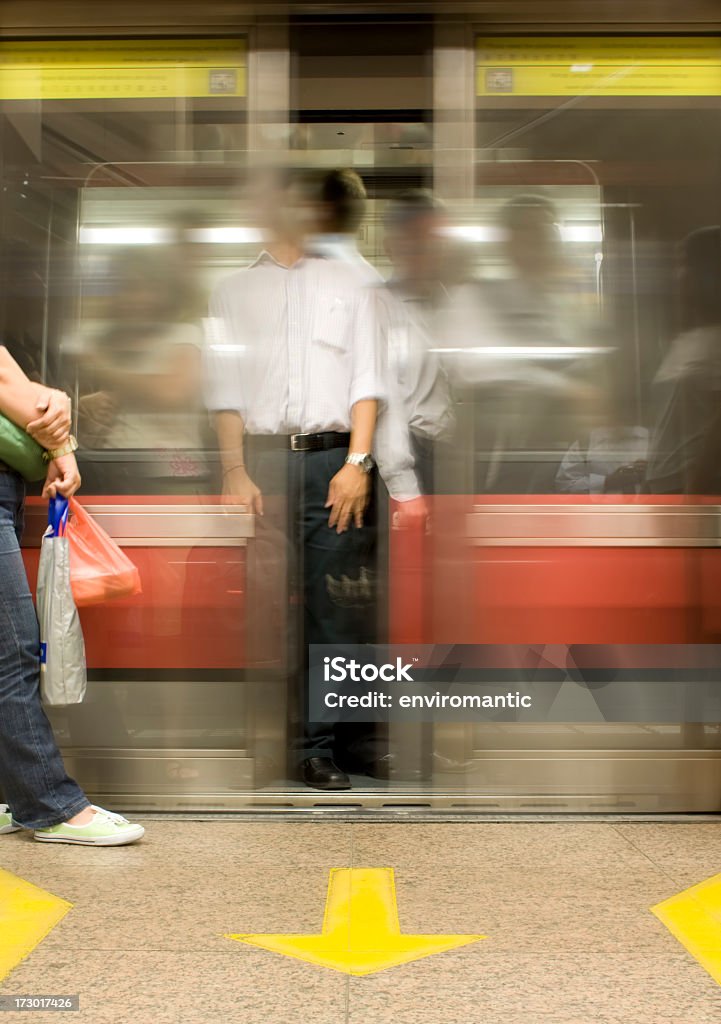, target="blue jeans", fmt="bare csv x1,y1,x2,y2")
0,470,90,828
